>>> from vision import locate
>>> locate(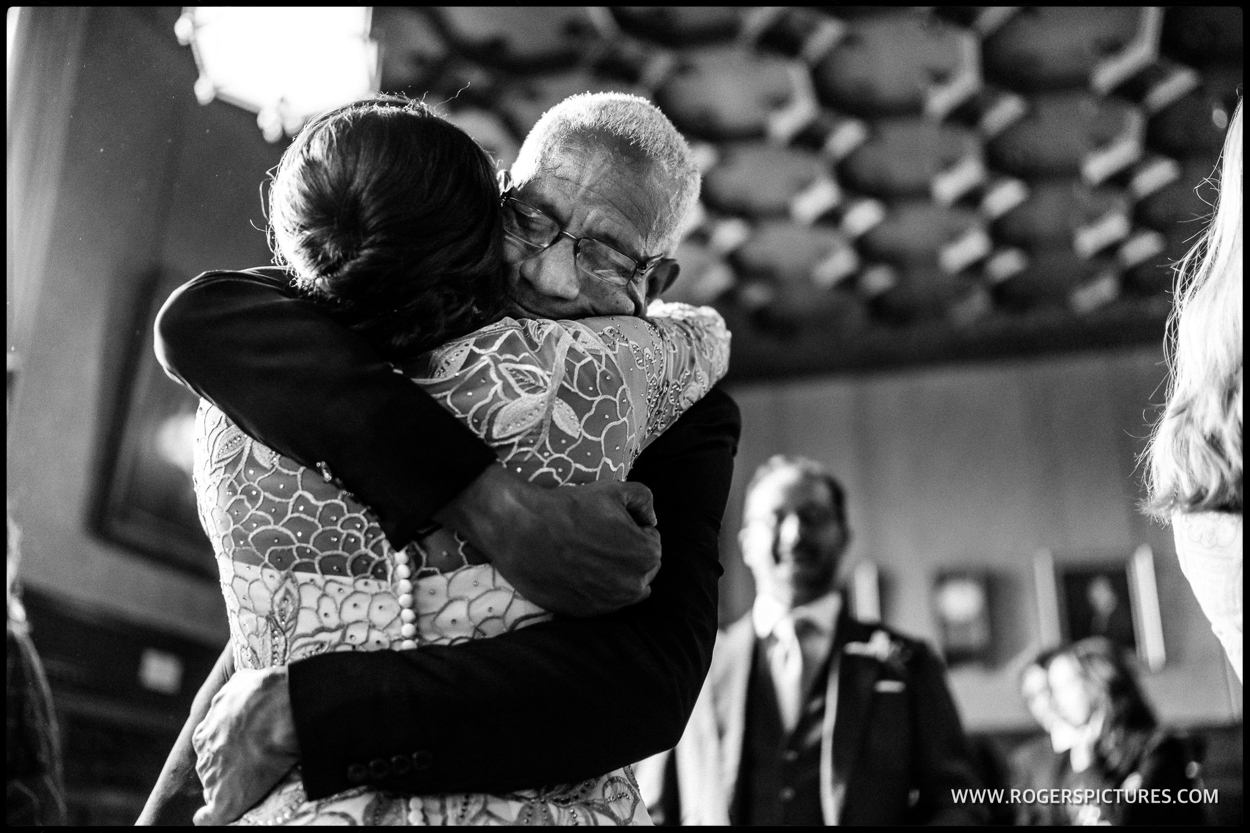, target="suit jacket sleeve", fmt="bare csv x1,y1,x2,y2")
287,387,740,798
154,269,498,546
905,642,990,825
